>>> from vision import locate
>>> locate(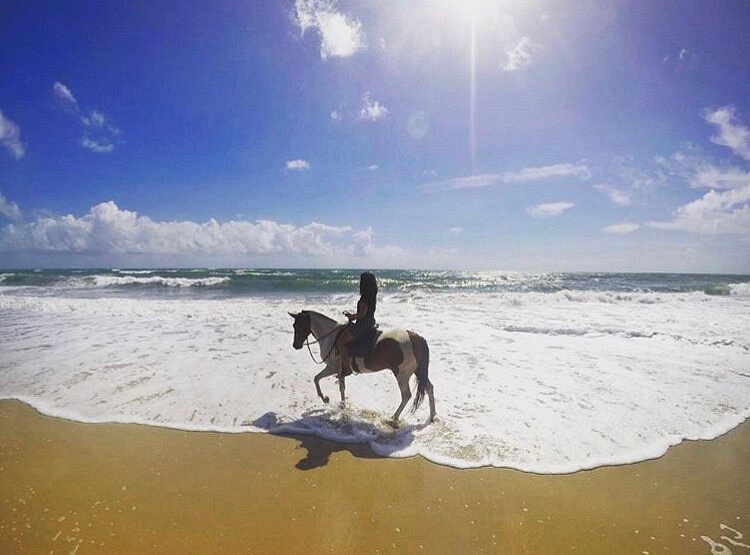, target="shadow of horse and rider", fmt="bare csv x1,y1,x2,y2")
251,408,433,471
